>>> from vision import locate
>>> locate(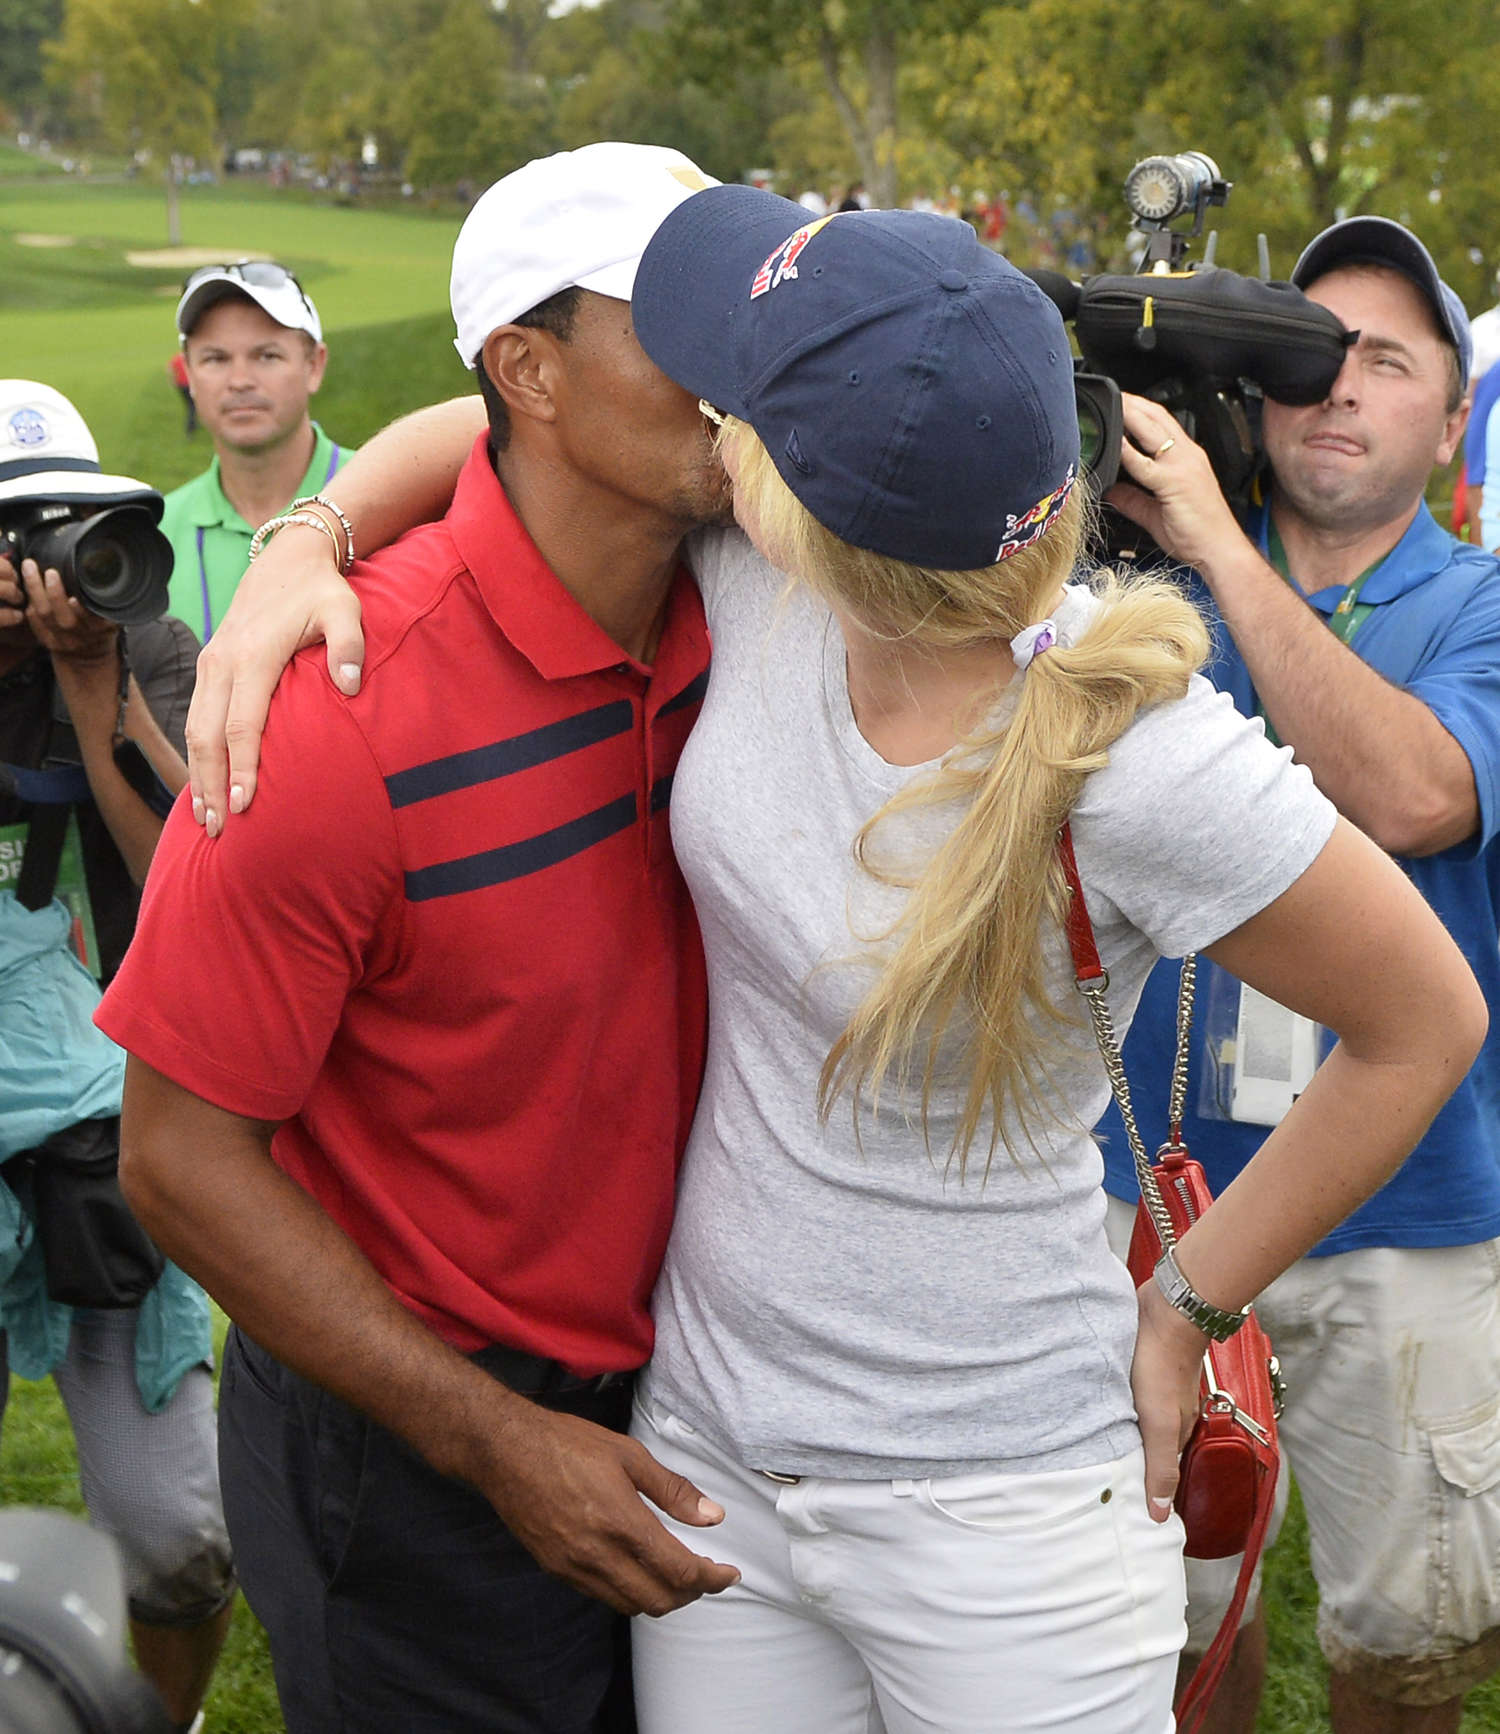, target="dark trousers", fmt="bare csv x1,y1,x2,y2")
219,1325,637,1734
